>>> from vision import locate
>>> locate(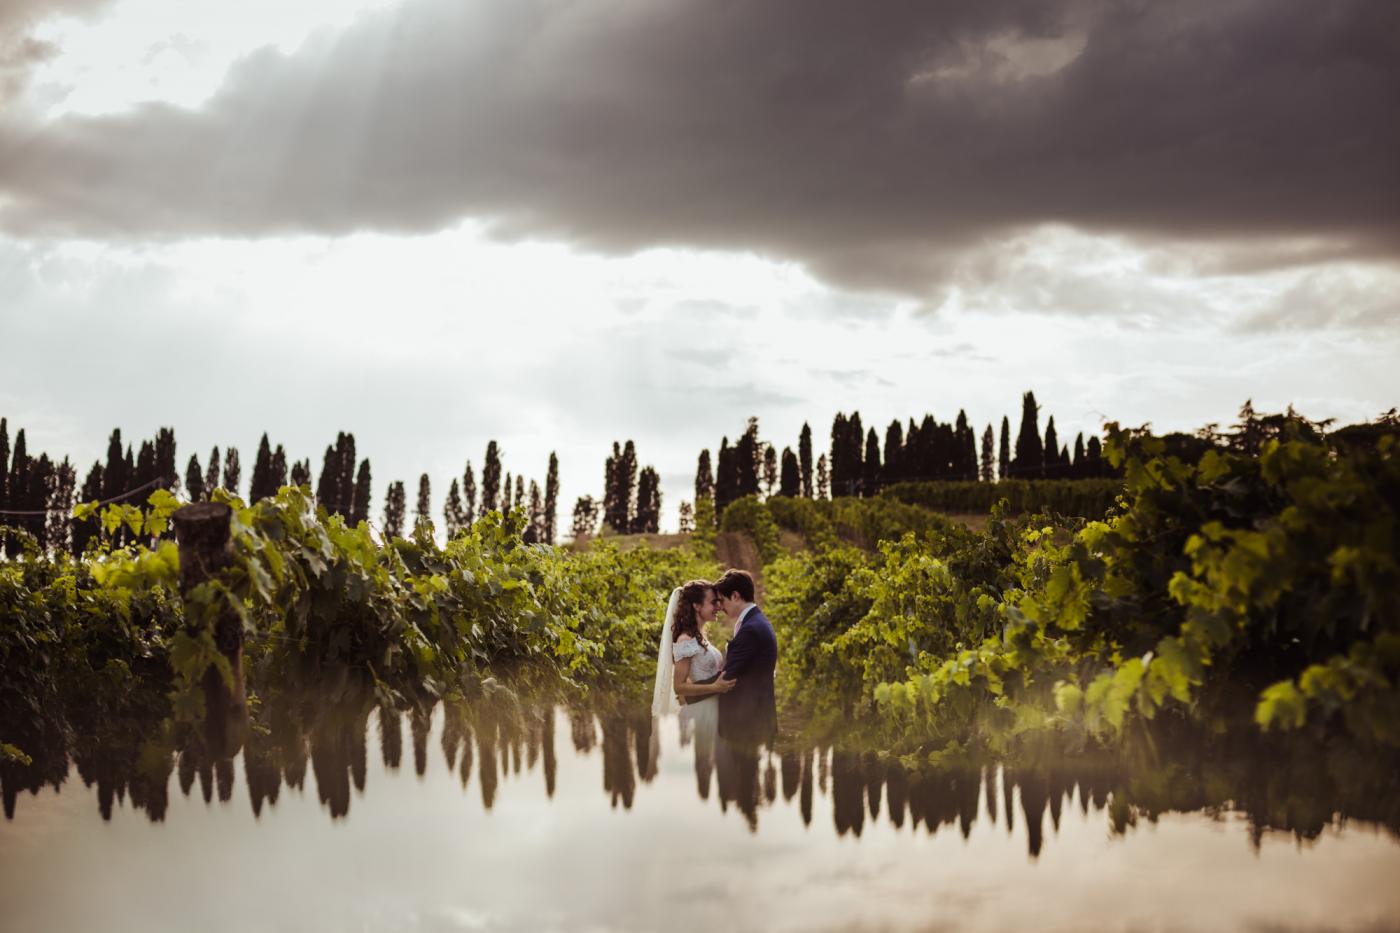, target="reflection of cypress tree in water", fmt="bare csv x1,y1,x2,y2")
780,751,800,801
632,714,657,783
831,751,865,837
818,747,828,793
197,756,214,804
763,755,777,804
906,768,979,840
799,748,814,827
177,747,196,798
411,707,432,778
885,761,907,829
476,722,499,810
526,714,540,771
601,715,636,809
1003,767,1015,835
458,723,474,790
441,708,464,771
569,710,596,753
983,766,998,825
245,741,281,818
378,705,402,771
1012,769,1050,857
510,735,522,775
716,740,762,830
215,757,235,803
863,751,881,820
542,709,557,798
